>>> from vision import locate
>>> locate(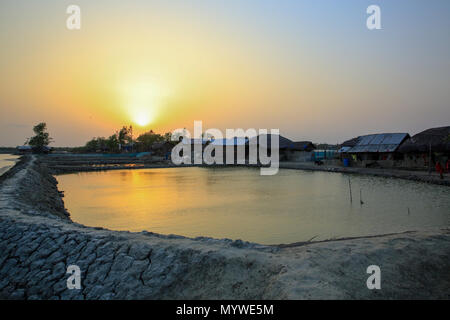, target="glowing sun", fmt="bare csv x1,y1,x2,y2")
123,78,170,127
